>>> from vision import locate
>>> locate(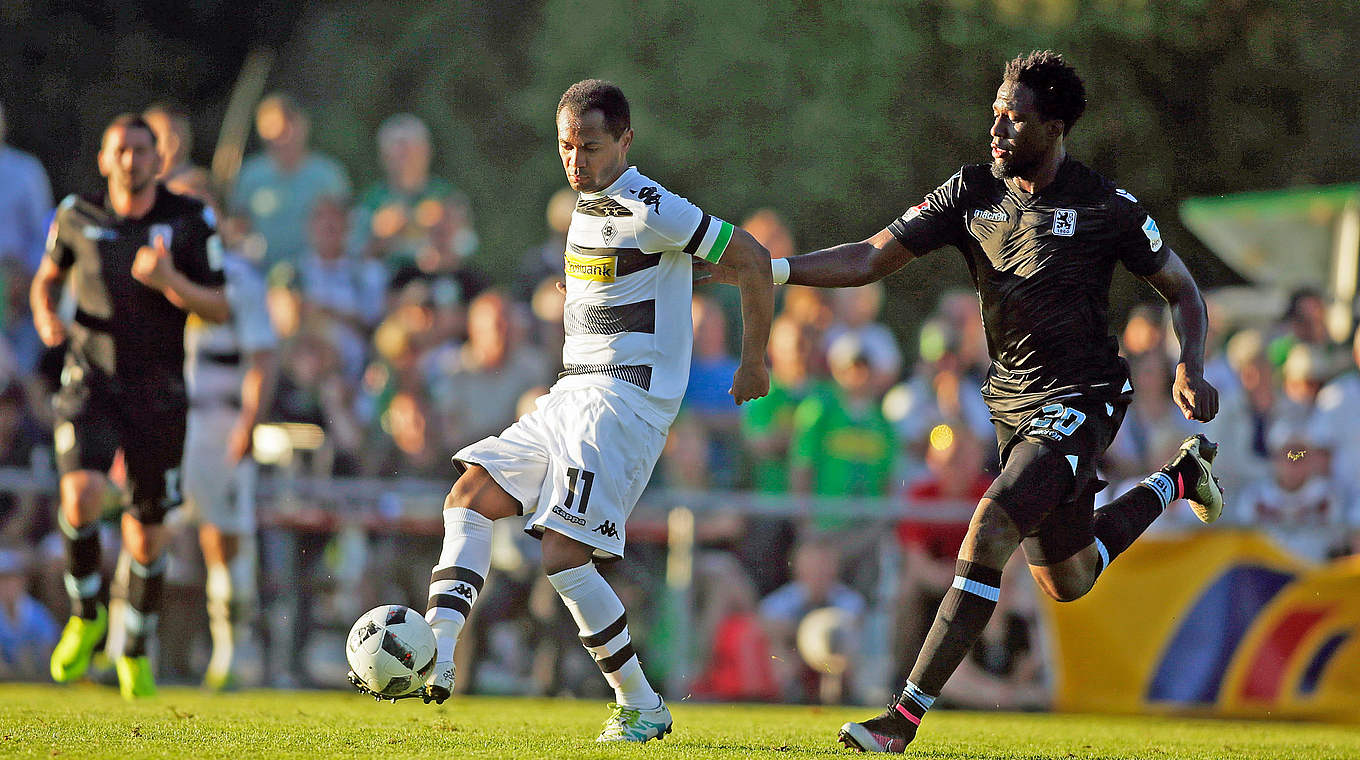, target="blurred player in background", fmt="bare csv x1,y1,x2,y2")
142,103,211,200
34,114,228,699
708,51,1224,753
400,79,773,743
